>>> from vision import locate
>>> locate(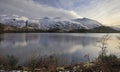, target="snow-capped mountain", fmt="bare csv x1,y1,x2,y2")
0,15,28,28
38,17,88,31
27,19,40,29
73,18,102,29
0,15,103,32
